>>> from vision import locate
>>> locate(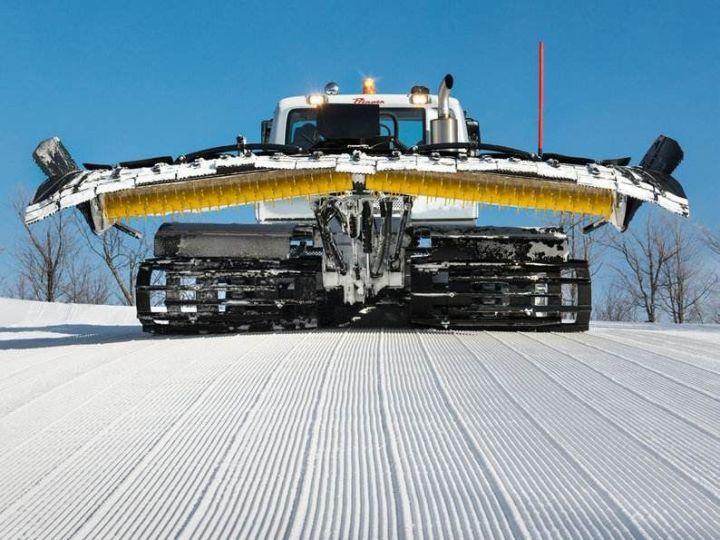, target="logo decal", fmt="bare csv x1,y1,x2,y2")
353,97,385,105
